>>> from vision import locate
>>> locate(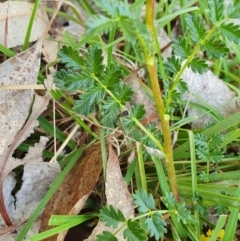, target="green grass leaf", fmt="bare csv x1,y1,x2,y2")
58,45,84,70
145,213,167,240
95,231,118,241
172,36,191,60
208,0,224,24
227,2,240,19
188,57,208,74
202,39,229,59
132,189,155,213
99,205,126,228
124,220,147,241
186,13,206,43
219,23,240,44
